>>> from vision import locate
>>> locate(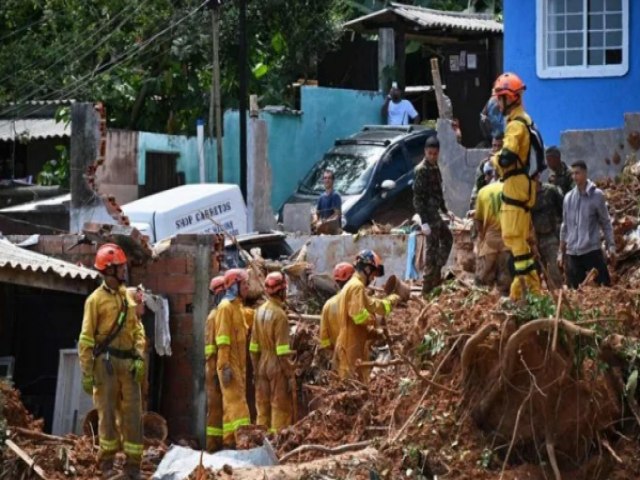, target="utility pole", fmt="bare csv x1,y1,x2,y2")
208,2,224,182
238,0,248,199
